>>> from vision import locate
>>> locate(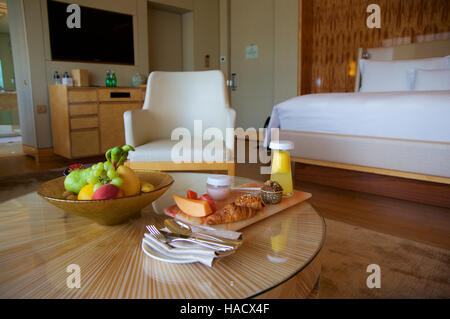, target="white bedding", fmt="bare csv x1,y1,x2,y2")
265,91,450,145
